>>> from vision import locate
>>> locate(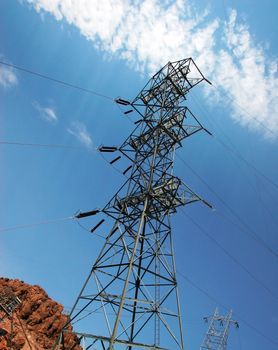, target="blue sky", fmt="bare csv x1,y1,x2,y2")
0,0,277,349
